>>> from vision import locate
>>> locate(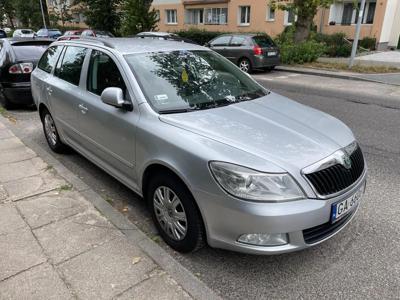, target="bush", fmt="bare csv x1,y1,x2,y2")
175,28,229,45
313,32,352,57
279,41,326,64
359,37,376,50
